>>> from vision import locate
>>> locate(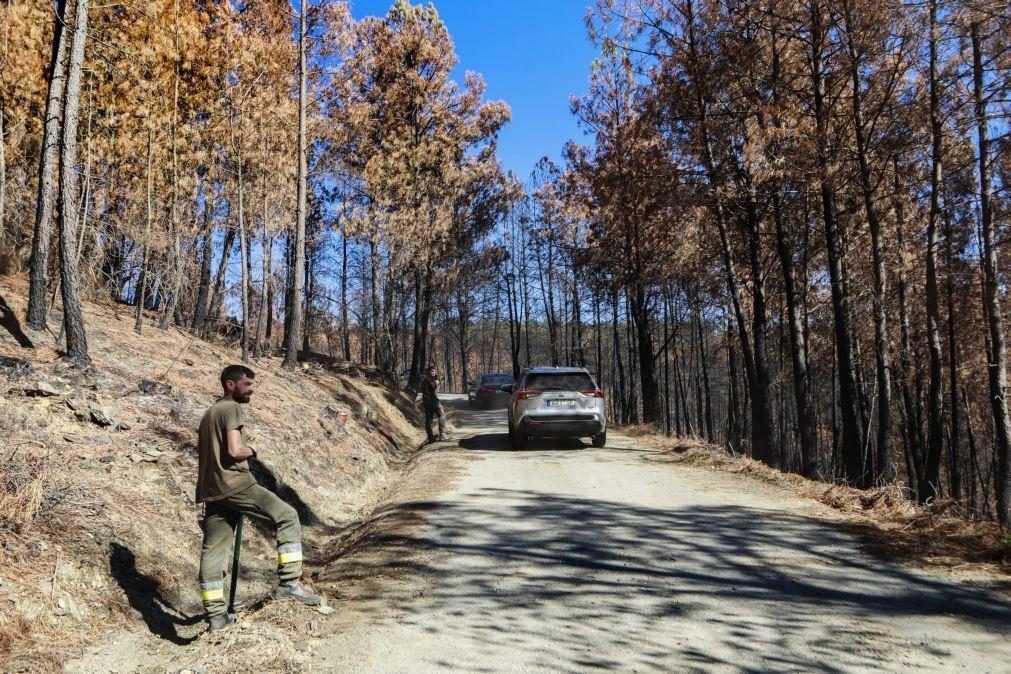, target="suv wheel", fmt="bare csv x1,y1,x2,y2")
510,425,526,450
591,431,606,448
